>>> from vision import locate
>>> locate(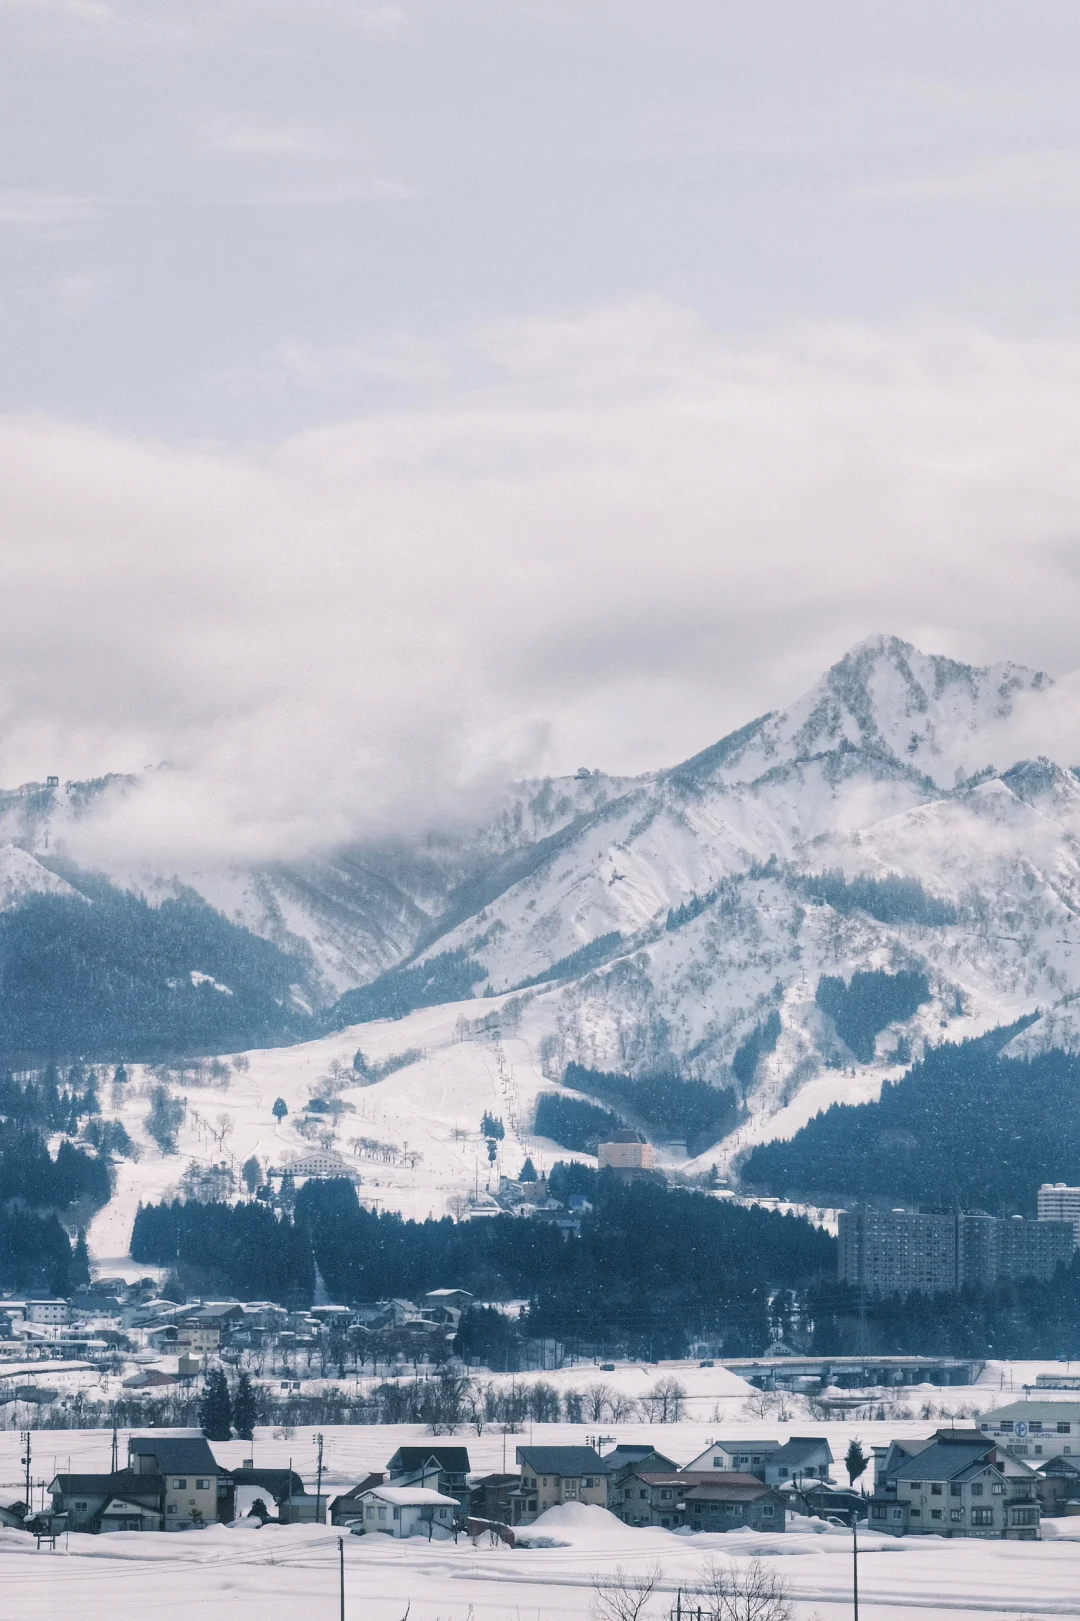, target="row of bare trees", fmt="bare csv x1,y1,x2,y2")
593,1560,792,1621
